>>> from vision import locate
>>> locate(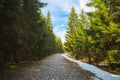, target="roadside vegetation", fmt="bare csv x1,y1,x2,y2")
0,0,63,69
64,0,120,75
